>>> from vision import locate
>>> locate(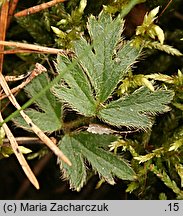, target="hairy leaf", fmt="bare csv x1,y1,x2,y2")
53,13,139,109
14,73,62,132
53,11,174,130
53,11,140,116
58,132,136,191
74,12,140,102
98,88,174,129
53,55,96,116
